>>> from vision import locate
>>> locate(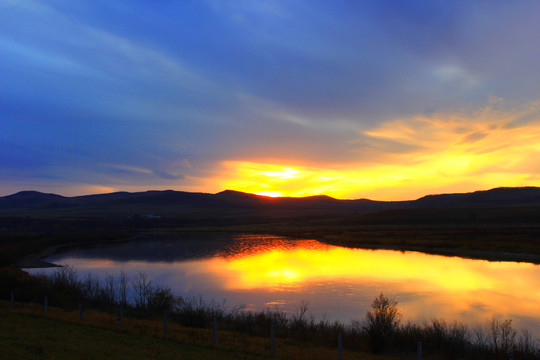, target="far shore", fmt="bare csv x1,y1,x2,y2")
15,229,540,269
320,240,540,264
